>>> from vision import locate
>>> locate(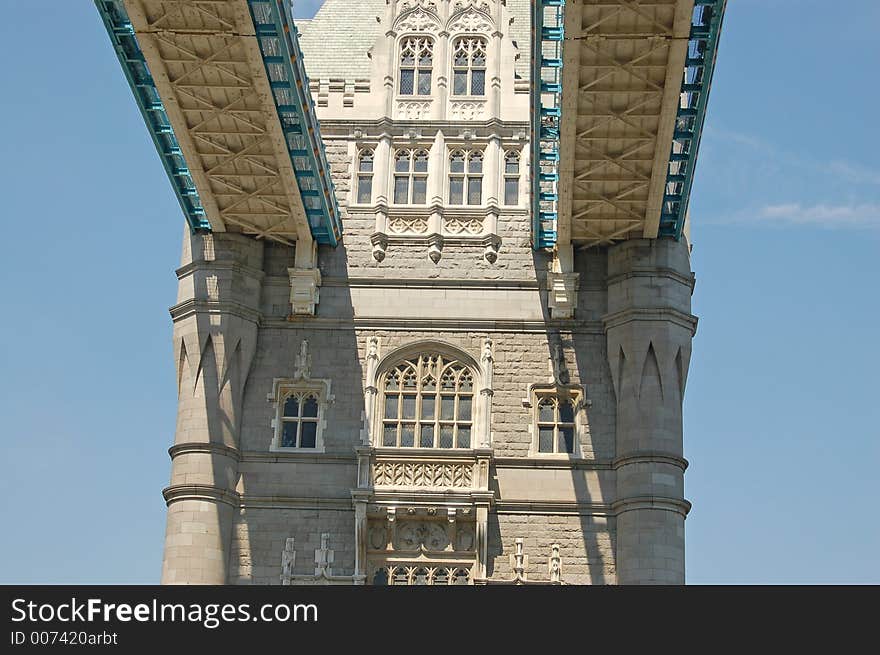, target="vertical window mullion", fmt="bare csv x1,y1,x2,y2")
553,398,562,453
397,392,403,447
433,388,440,448
453,390,459,446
